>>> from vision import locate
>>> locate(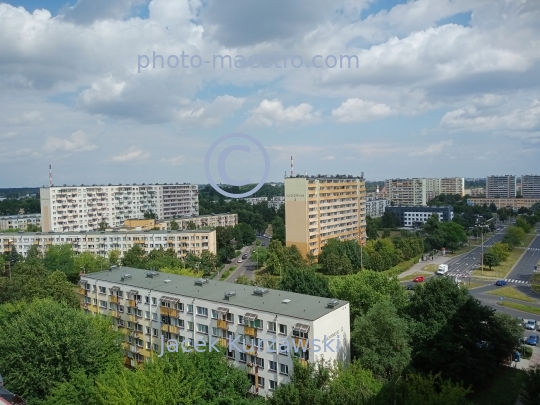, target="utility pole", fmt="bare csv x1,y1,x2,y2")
481,224,484,275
